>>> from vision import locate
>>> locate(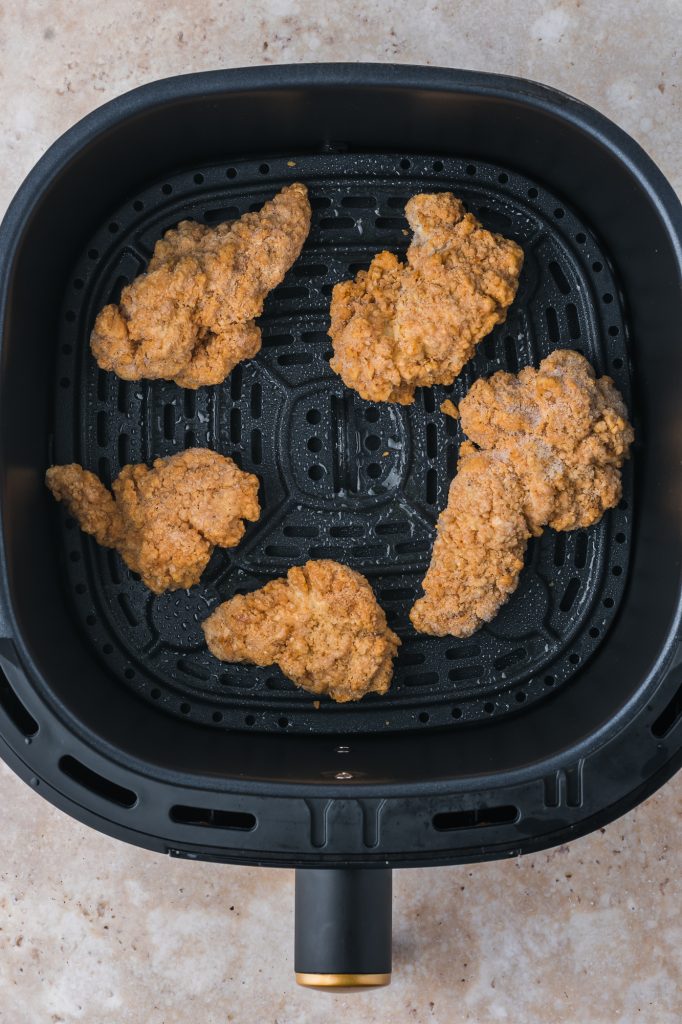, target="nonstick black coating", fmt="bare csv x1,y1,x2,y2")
53,153,632,734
